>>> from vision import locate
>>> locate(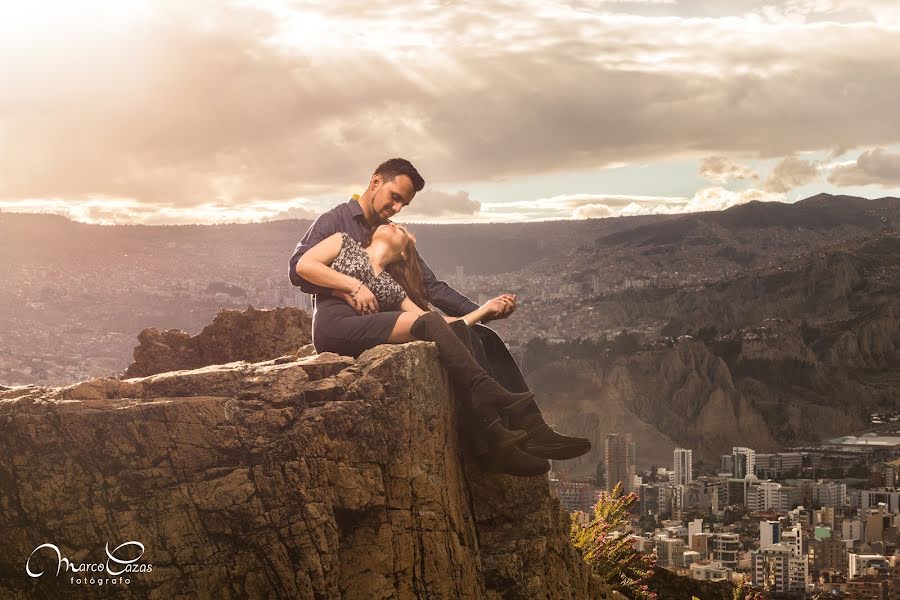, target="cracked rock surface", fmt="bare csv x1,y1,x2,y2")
1,342,609,599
